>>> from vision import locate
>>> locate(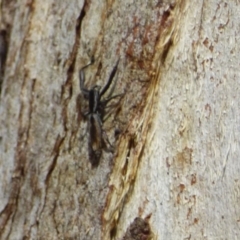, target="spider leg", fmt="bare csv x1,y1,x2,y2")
102,109,115,123
102,95,124,123
102,130,114,153
102,104,119,122
100,59,120,97
79,56,94,98
101,93,124,106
